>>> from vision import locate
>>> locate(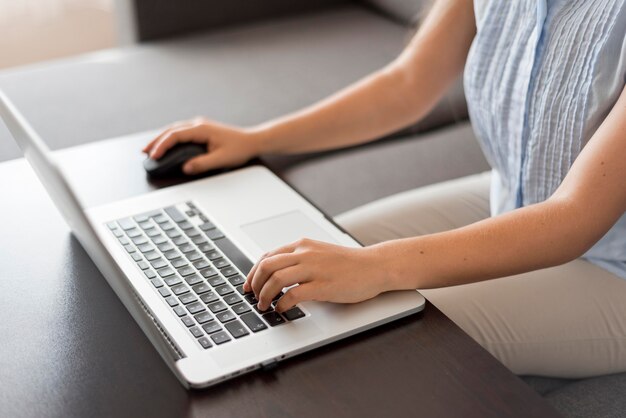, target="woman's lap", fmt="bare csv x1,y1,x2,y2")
335,171,626,378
